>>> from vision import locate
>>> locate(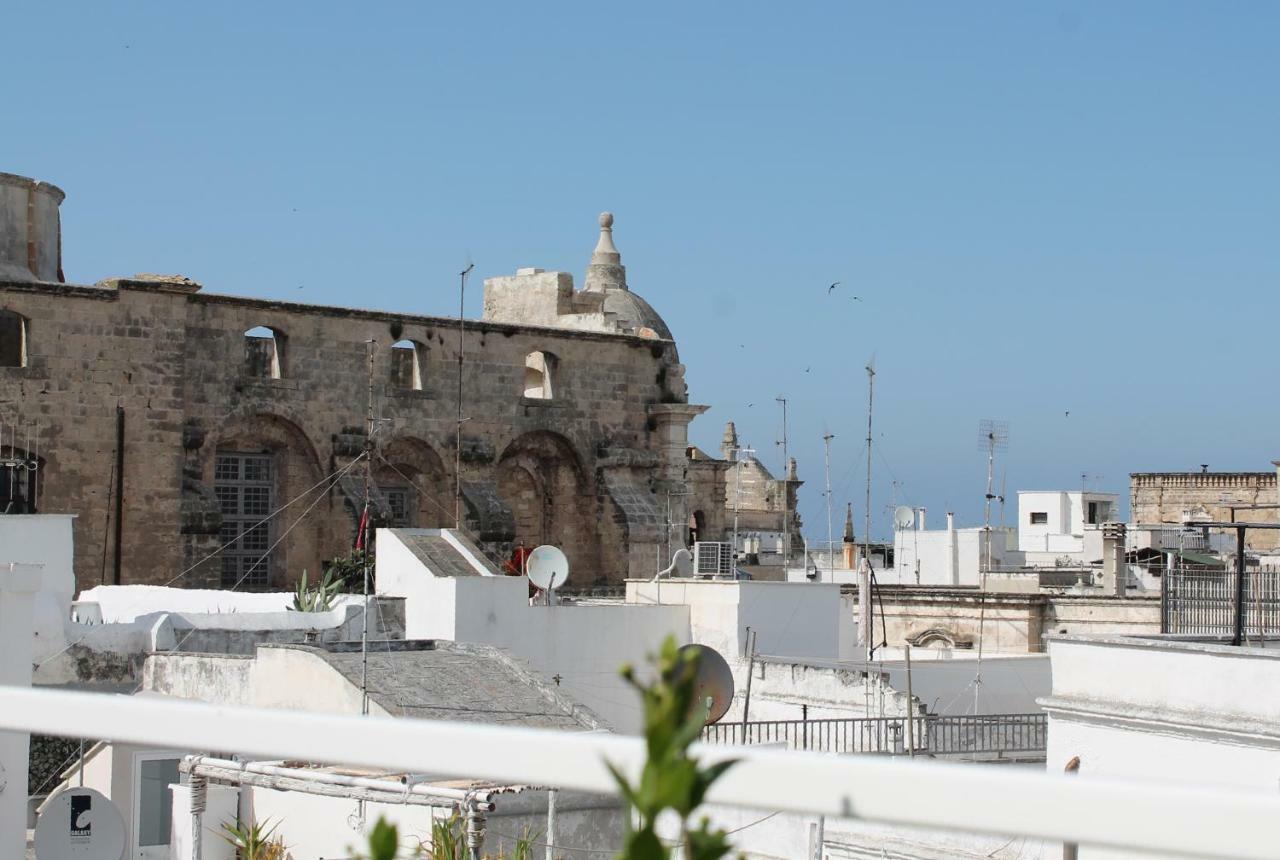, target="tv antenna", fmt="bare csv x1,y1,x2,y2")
822,431,835,582
454,260,474,529
775,396,791,565
974,418,1009,715
527,545,569,604
863,360,876,571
